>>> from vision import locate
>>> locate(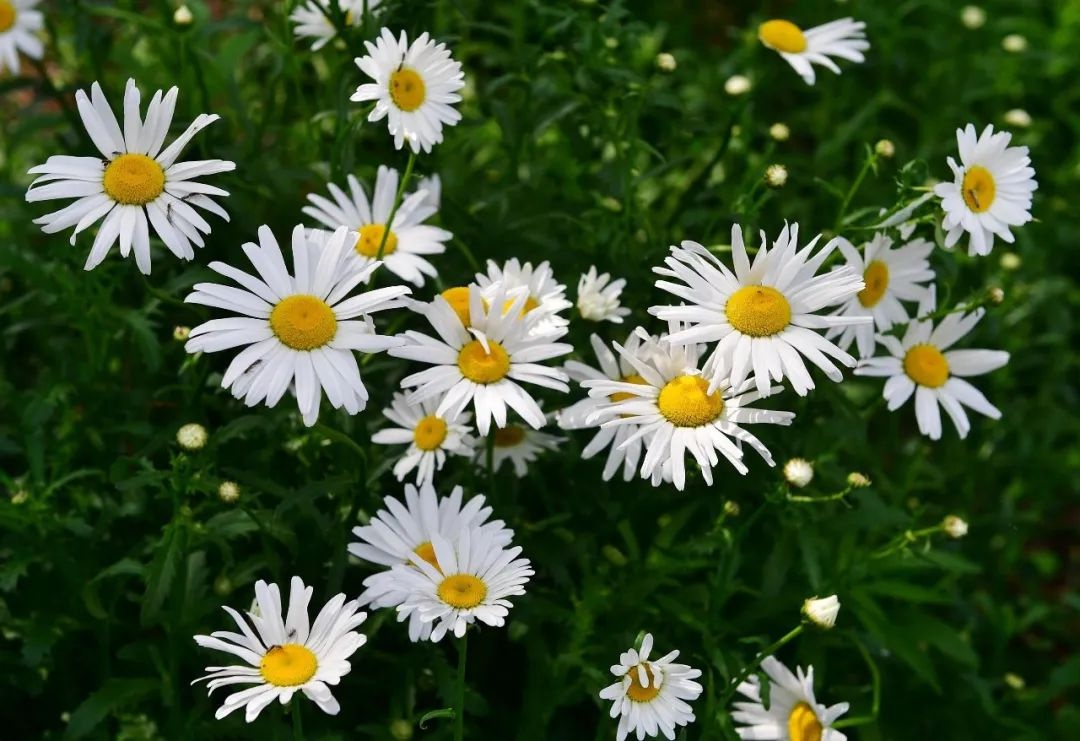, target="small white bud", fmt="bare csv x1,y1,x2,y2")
875,139,896,159
724,75,752,96
803,595,841,629
173,325,191,341
655,52,677,72
173,4,193,26
847,472,871,488
987,286,1004,304
1000,252,1021,271
764,164,788,189
176,423,208,451
218,481,240,503
769,122,790,142
1002,34,1028,53
960,6,986,29
1003,109,1032,128
783,458,814,488
942,515,969,539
